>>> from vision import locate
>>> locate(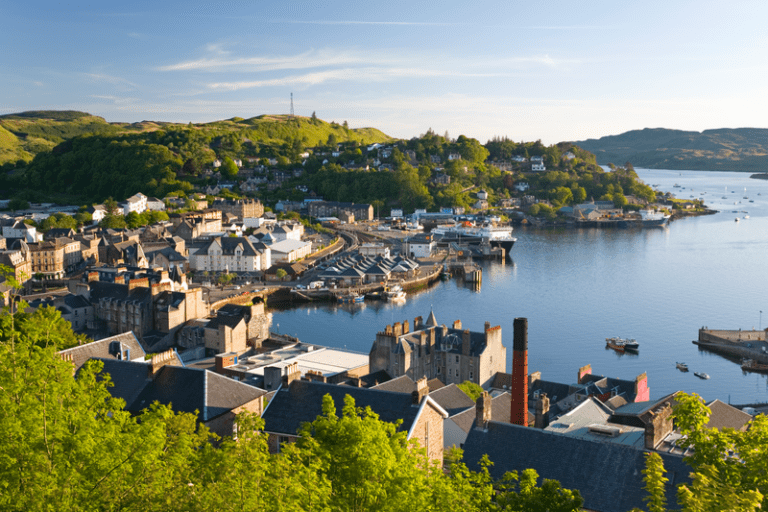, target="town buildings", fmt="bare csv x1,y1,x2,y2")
369,313,506,388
